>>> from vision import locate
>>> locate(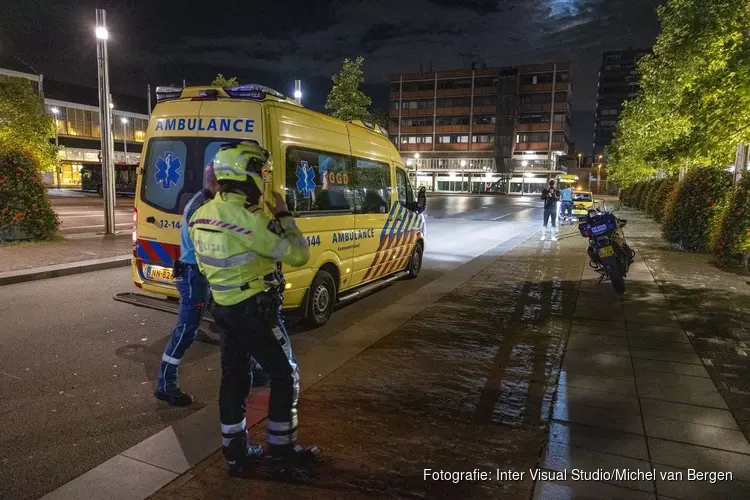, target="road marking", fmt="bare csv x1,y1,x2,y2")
0,371,22,380
492,214,511,221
